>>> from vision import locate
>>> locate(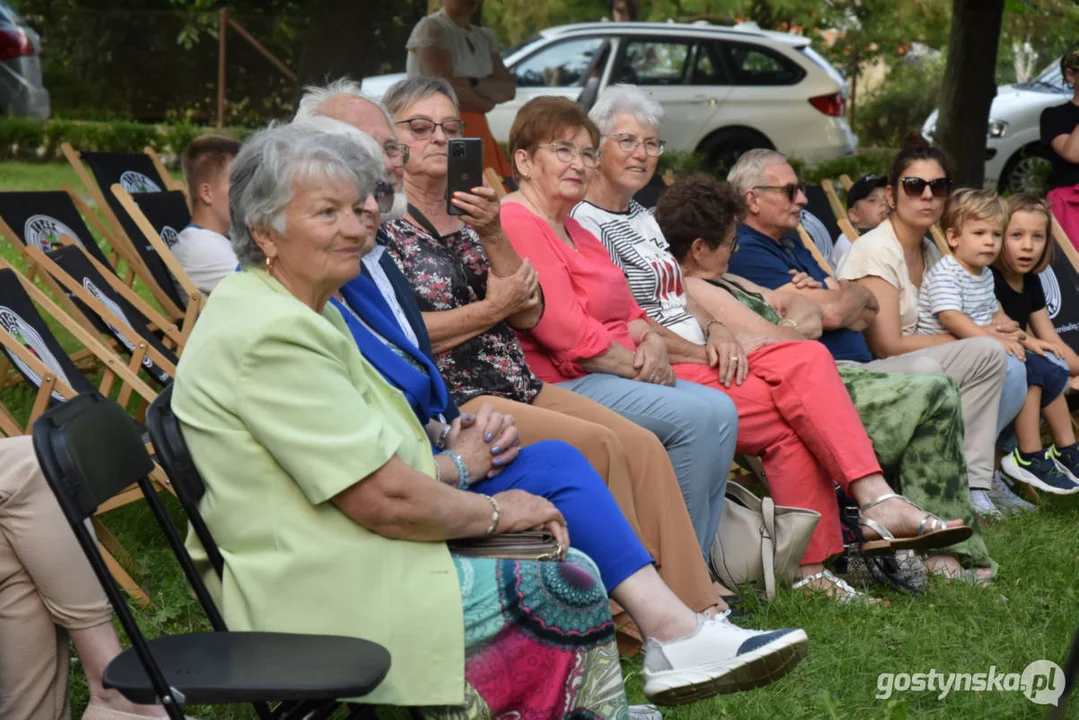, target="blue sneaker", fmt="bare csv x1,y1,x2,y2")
1001,448,1079,495
1049,443,1079,484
